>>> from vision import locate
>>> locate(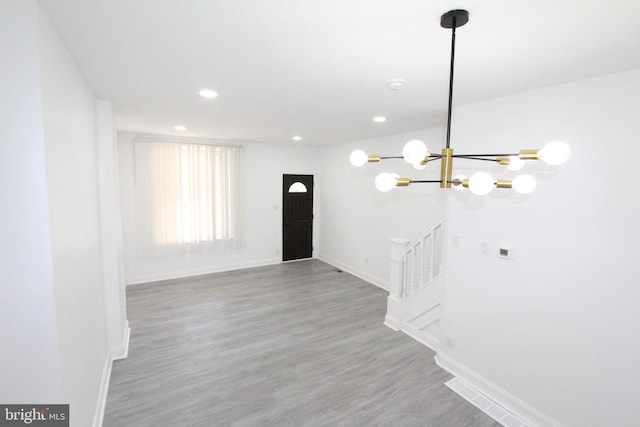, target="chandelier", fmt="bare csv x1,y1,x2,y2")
350,10,570,195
